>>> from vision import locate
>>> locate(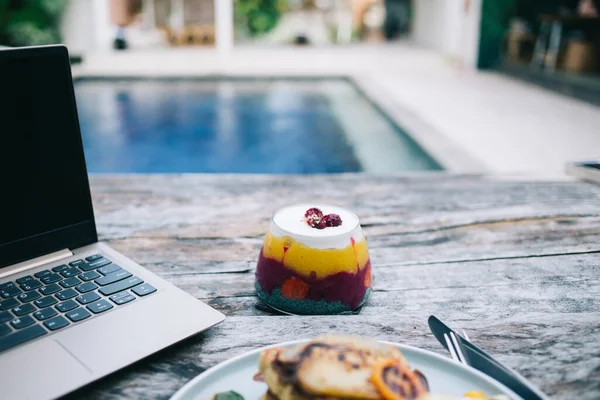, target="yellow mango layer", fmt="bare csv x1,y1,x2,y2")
262,231,370,279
